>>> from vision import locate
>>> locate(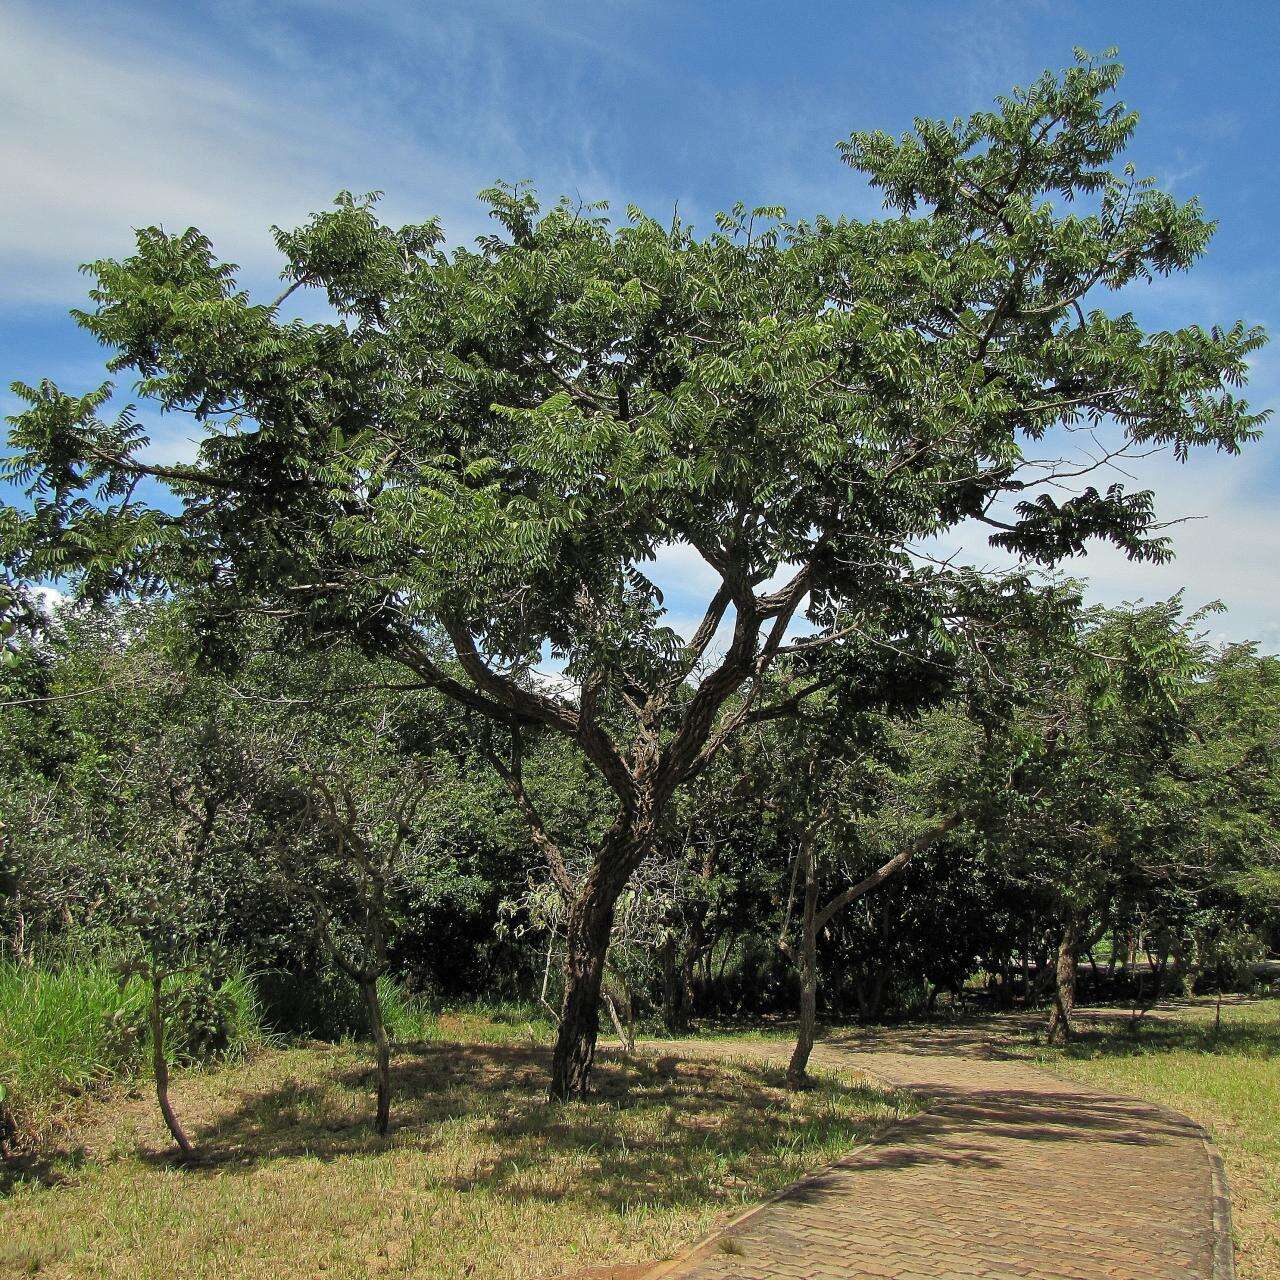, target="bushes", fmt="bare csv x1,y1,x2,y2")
0,959,265,1151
